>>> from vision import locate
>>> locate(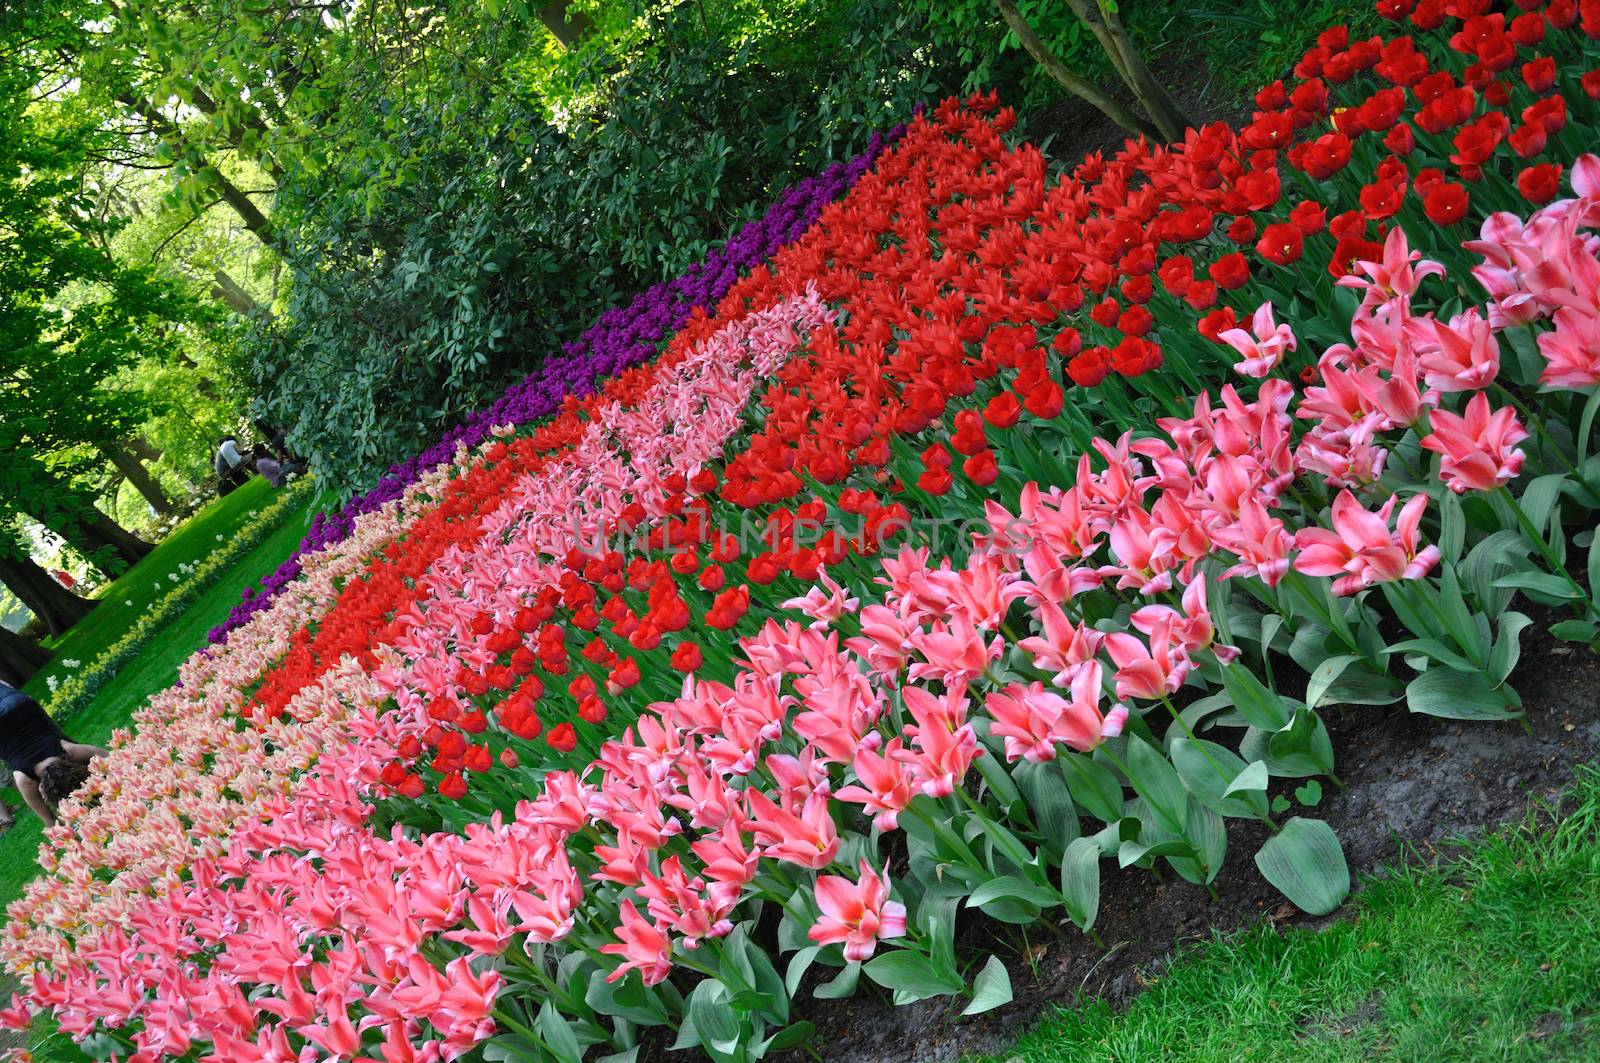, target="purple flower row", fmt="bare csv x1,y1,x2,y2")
209,124,906,644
